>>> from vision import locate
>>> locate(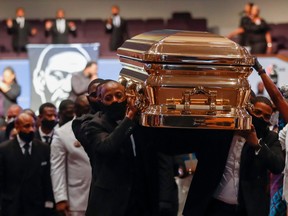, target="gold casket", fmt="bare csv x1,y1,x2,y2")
117,30,254,130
